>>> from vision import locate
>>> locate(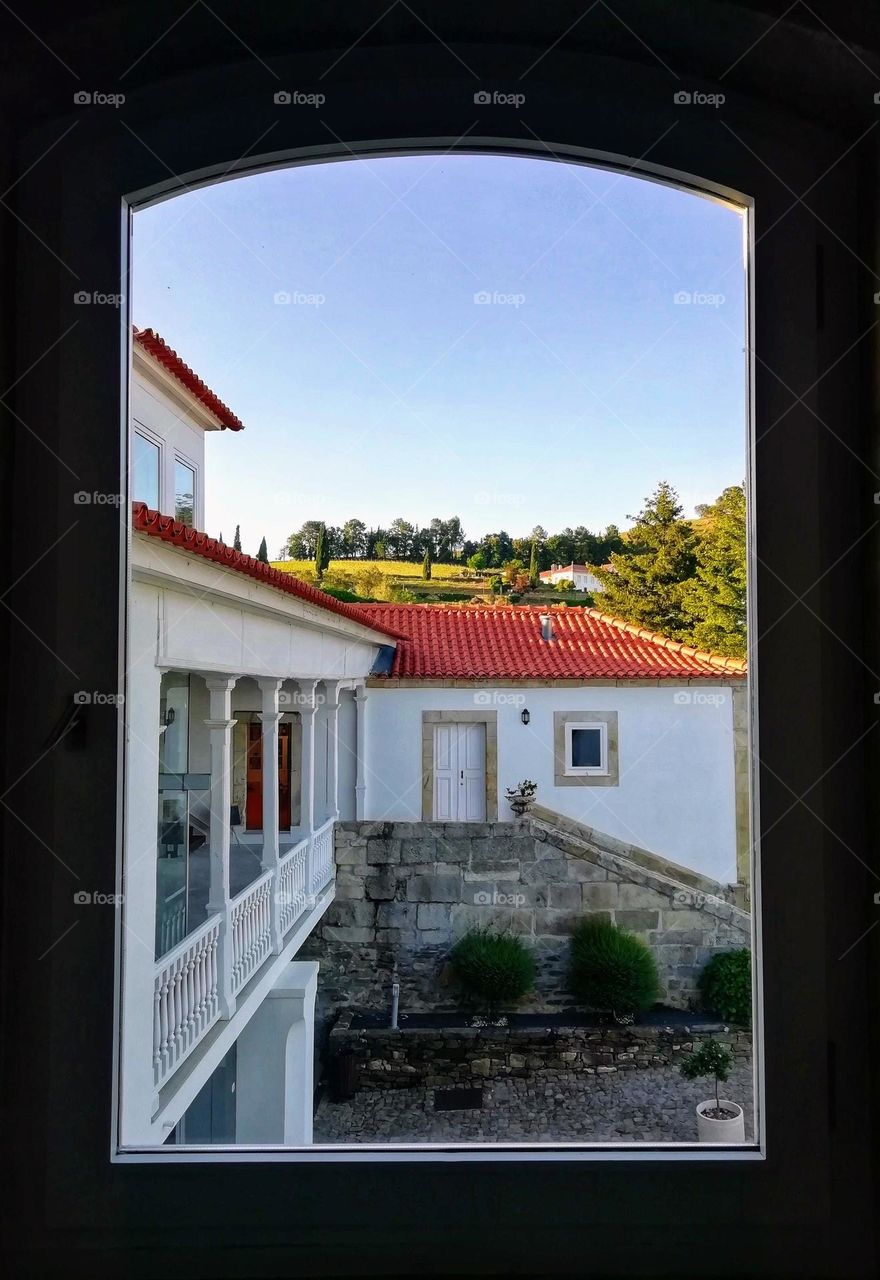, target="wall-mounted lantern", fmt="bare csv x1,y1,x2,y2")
521,708,530,725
